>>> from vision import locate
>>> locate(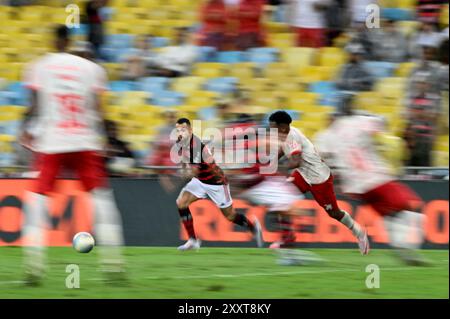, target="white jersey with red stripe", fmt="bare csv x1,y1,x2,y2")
281,126,331,185
23,52,107,154
323,115,394,194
